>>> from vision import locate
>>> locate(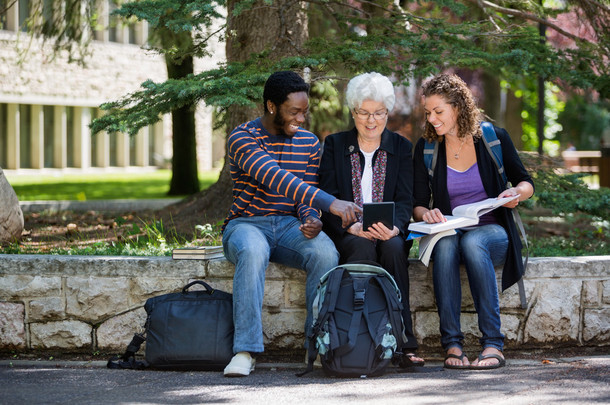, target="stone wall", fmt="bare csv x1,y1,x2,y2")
0,254,608,354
